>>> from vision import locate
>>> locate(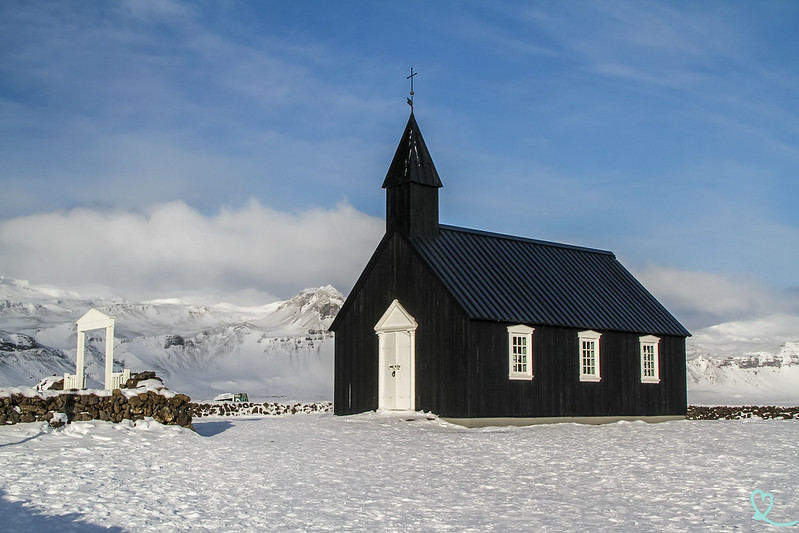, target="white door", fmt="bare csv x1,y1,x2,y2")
382,331,412,410
374,300,417,411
